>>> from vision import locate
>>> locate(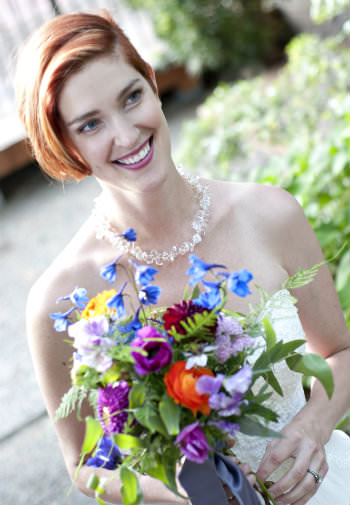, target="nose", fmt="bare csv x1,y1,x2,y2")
110,115,139,150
